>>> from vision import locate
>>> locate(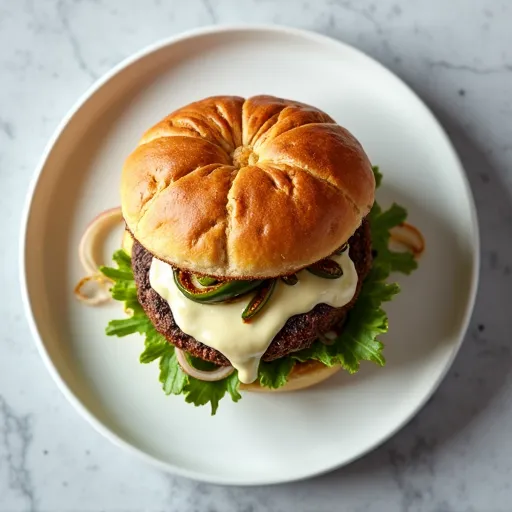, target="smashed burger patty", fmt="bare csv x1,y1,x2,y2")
132,219,372,366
